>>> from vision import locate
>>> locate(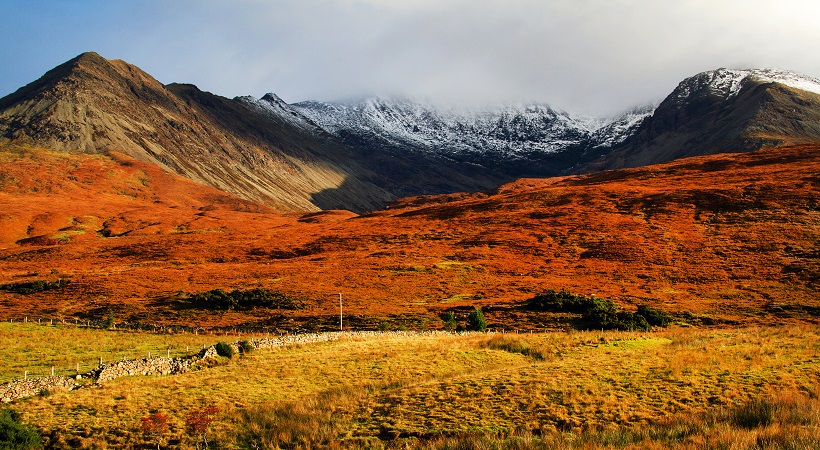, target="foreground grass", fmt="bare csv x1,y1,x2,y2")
3,325,820,448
